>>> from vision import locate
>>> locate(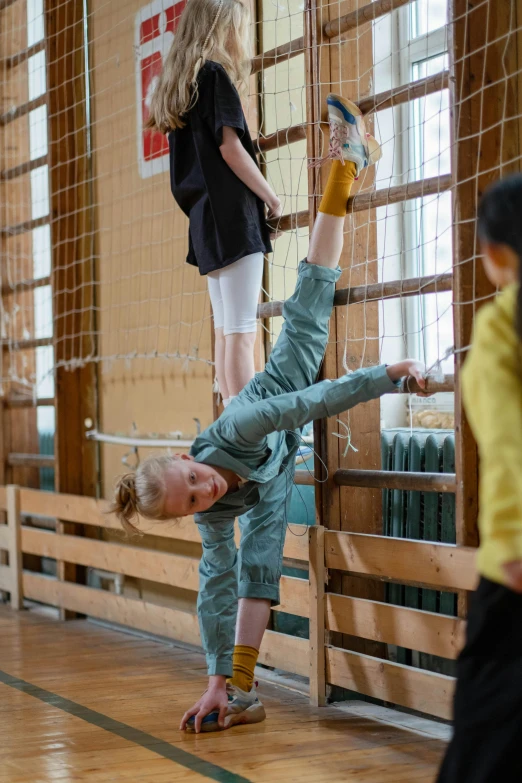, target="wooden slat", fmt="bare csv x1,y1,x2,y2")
258,271,453,318
254,124,307,154
0,523,9,550
1,39,46,68
400,374,454,394
294,471,315,486
1,337,53,351
309,526,326,706
21,573,310,677
6,486,23,609
20,526,308,615
2,274,51,296
326,646,454,720
0,215,50,238
277,574,309,617
0,487,6,508
324,0,414,38
275,174,452,233
358,70,450,115
325,530,477,590
15,488,310,561
21,527,200,592
334,469,456,493
5,395,54,408
0,94,46,126
326,593,464,660
0,564,11,591
0,154,48,181
251,36,305,73
7,453,55,468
